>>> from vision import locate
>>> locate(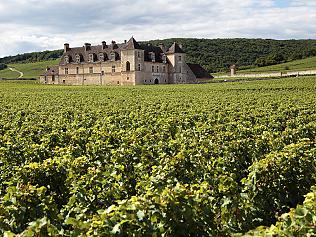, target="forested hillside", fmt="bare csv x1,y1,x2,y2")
1,38,316,72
